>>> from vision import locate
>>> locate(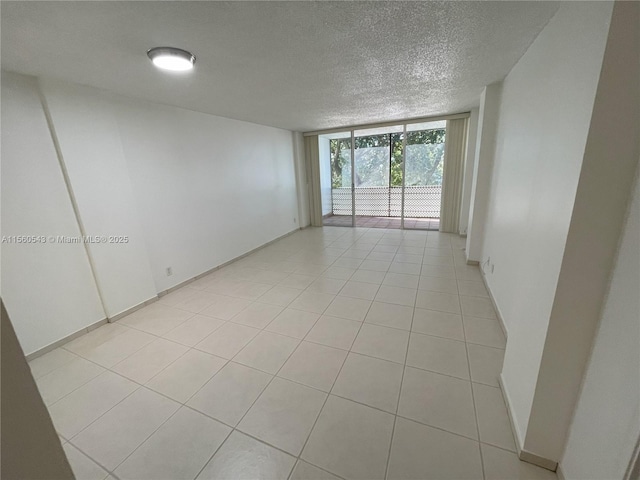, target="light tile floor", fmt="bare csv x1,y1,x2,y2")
31,226,557,480
323,215,441,230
